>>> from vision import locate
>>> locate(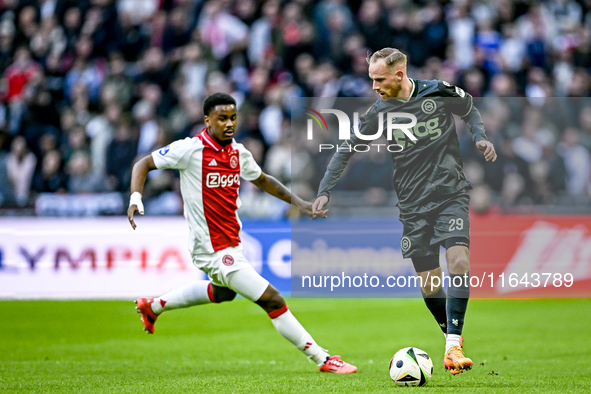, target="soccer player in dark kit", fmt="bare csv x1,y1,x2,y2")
312,48,497,375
